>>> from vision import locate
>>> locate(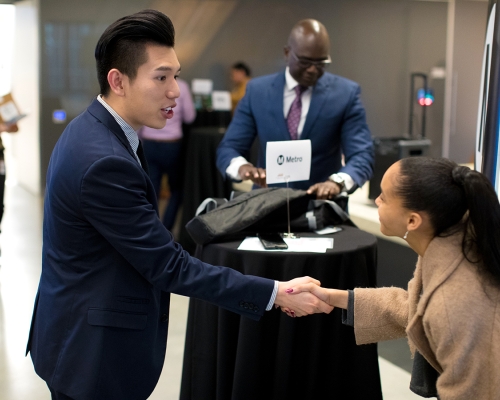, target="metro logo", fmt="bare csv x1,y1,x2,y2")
286,156,303,163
